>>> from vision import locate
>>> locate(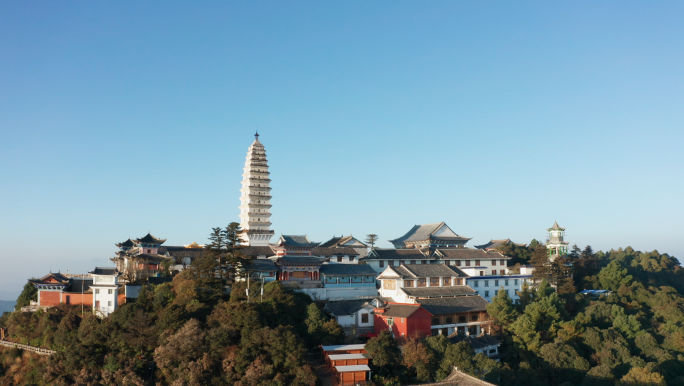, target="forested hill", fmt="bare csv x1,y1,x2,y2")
0,264,344,386
487,247,684,386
